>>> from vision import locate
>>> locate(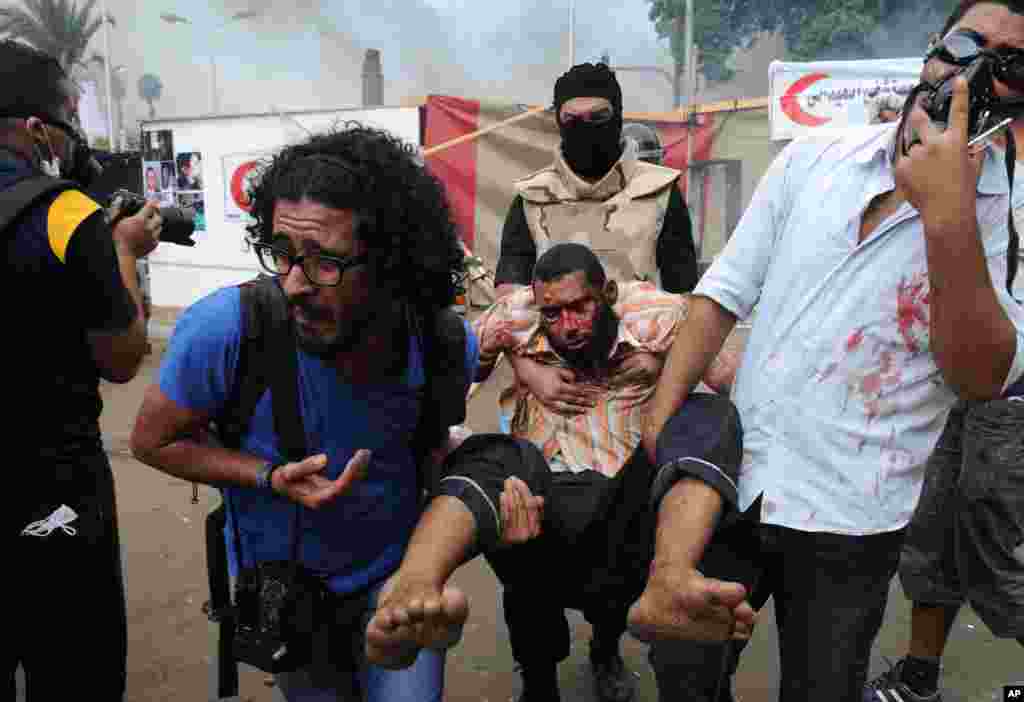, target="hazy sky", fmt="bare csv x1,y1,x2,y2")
80,0,678,134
